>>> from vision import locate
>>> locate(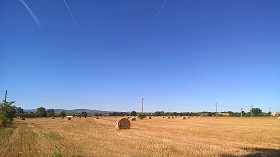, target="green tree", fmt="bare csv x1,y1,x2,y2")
137,113,147,119
47,109,55,117
16,107,24,117
94,113,101,117
0,100,17,127
154,111,164,116
130,111,137,116
81,111,87,118
29,112,36,118
59,111,66,117
251,108,262,116
37,107,47,117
